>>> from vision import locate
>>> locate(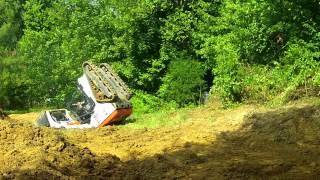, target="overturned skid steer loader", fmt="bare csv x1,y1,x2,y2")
37,62,132,128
